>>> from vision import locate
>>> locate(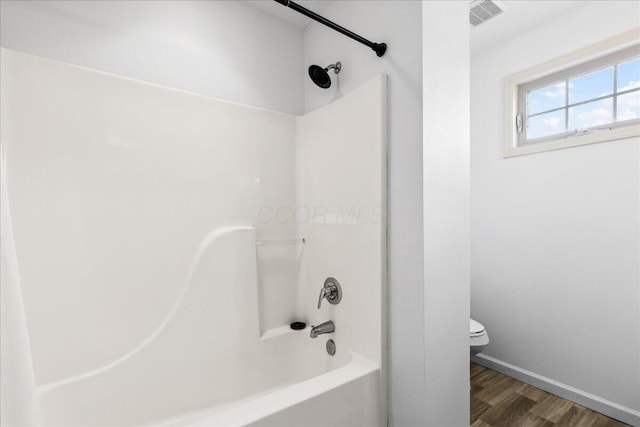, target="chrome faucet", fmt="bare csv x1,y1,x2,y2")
317,278,342,309
309,320,335,338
